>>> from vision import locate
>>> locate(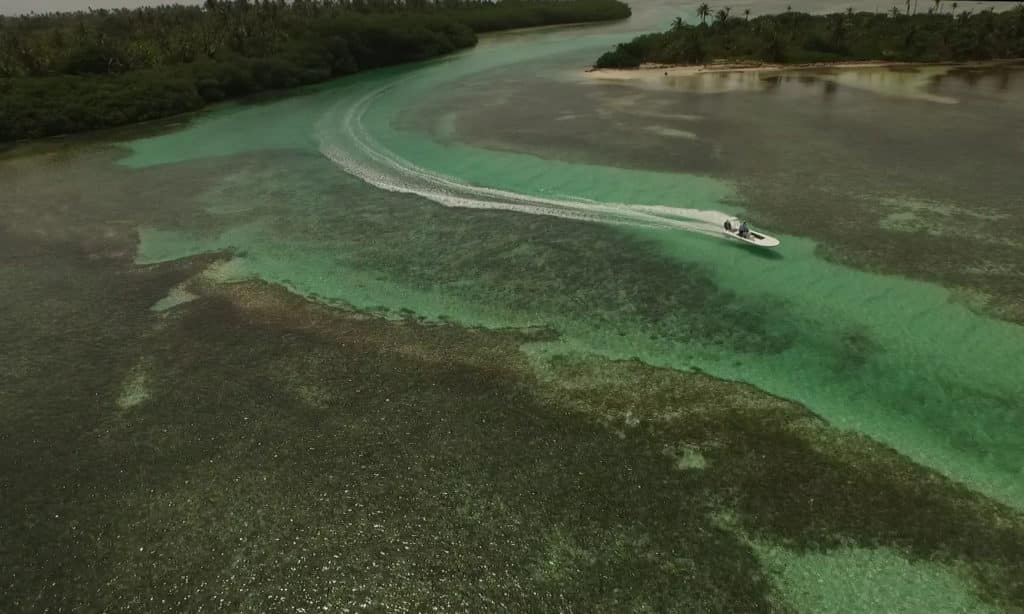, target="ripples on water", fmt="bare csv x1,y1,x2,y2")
318,84,732,236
